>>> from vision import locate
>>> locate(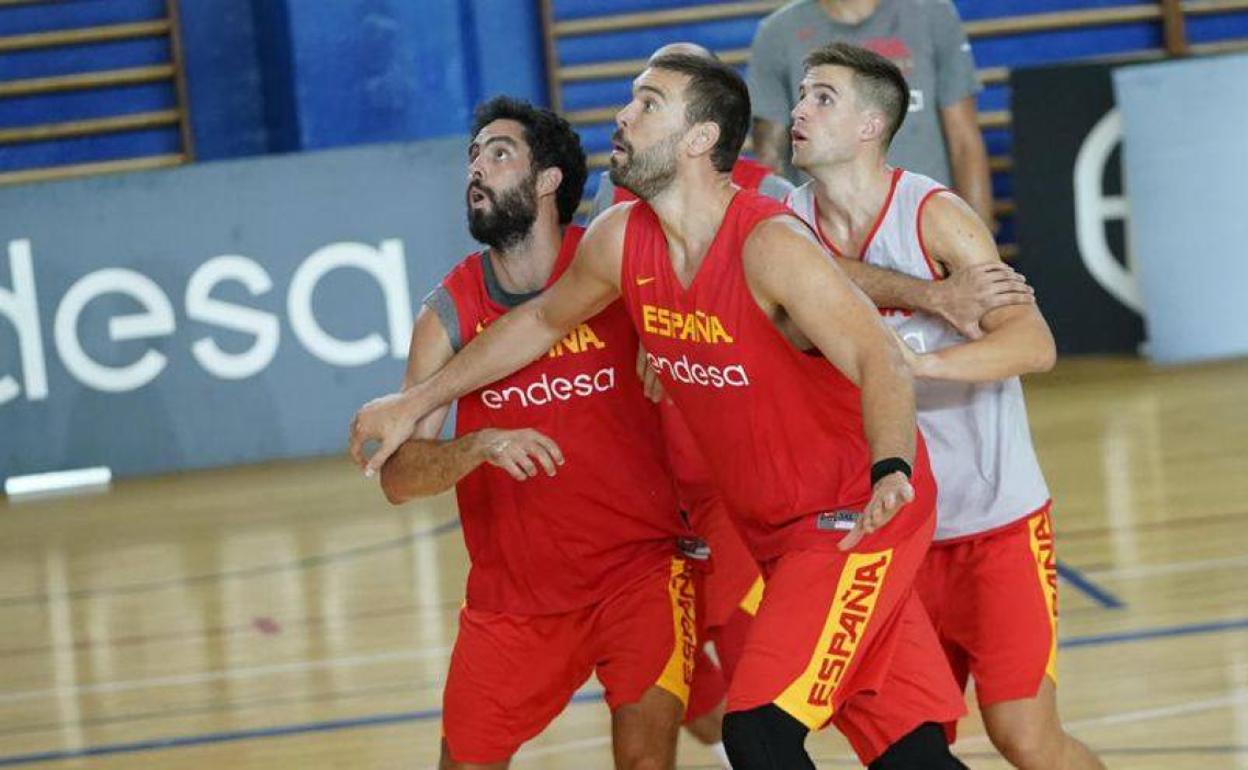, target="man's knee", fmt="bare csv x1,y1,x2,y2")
987,720,1062,769
868,723,967,770
612,687,682,770
438,739,510,770
722,704,815,770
